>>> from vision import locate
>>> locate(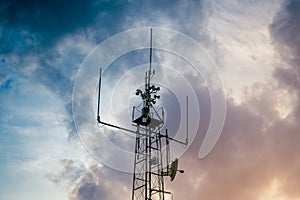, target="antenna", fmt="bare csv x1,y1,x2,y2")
168,158,184,181
186,96,189,145
149,28,153,73
96,28,188,200
96,68,137,134
97,68,102,123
